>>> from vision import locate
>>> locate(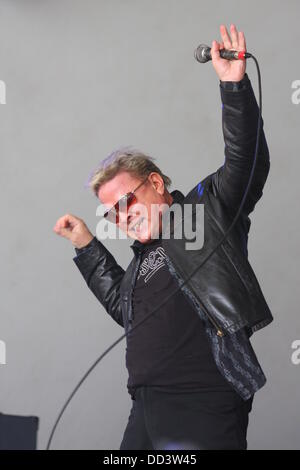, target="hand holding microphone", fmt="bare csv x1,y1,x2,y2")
195,24,250,82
